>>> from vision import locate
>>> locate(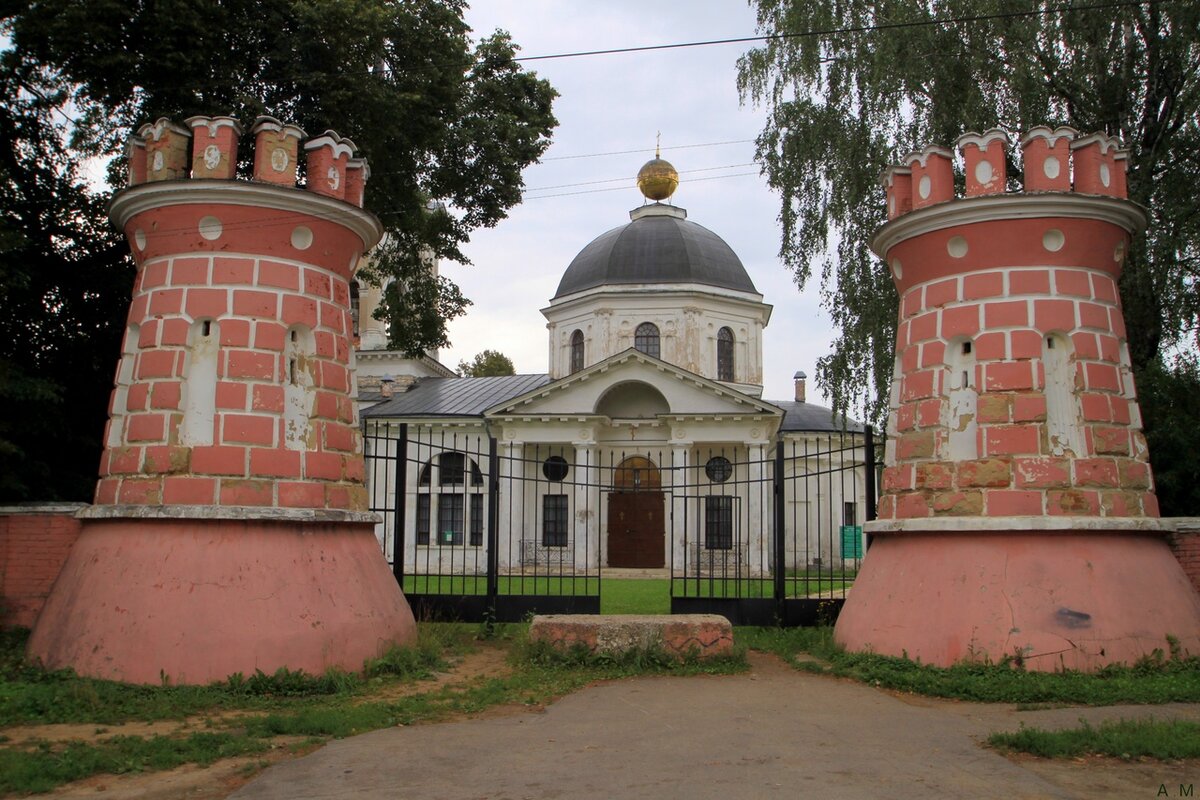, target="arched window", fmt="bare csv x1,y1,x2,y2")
570,329,584,373
416,451,485,547
634,322,660,359
717,327,734,381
